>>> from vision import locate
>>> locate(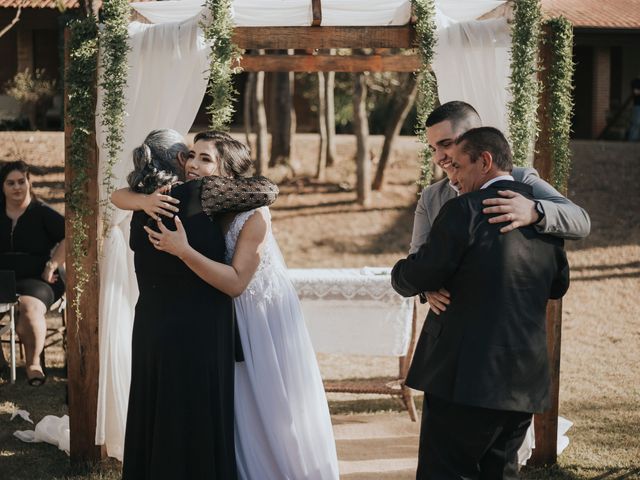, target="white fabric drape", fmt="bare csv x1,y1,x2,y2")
432,12,512,135
131,0,412,27
95,15,210,460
